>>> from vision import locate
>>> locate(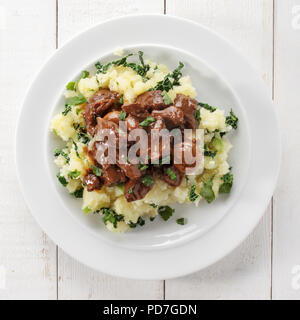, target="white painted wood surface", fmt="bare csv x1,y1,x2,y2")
0,0,297,299
0,0,57,299
272,0,300,300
